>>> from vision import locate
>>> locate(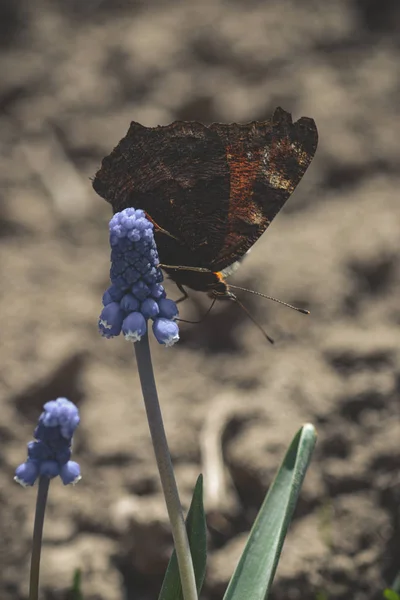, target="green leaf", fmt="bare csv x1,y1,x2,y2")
158,474,207,600
385,571,400,599
223,423,317,600
67,569,84,600
384,590,400,600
